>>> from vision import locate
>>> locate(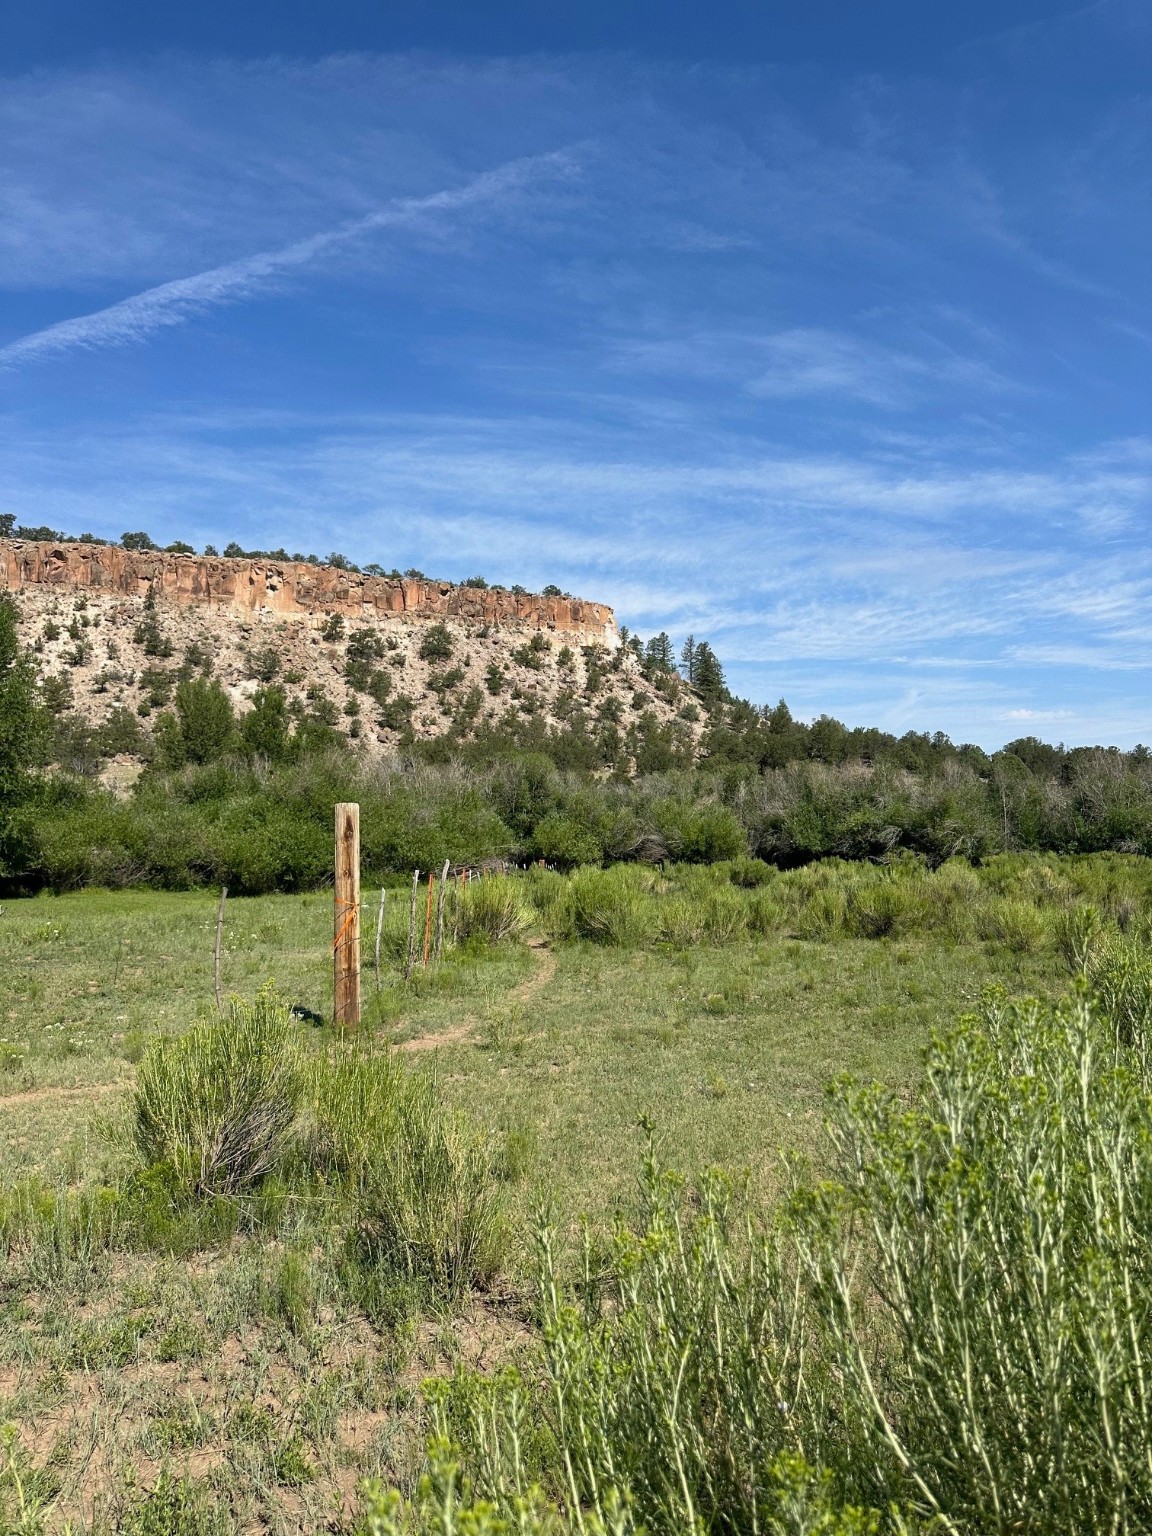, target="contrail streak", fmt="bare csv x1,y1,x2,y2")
0,151,574,369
